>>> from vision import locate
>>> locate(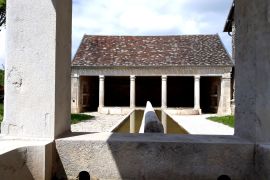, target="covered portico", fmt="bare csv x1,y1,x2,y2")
71,66,232,115
71,35,233,115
